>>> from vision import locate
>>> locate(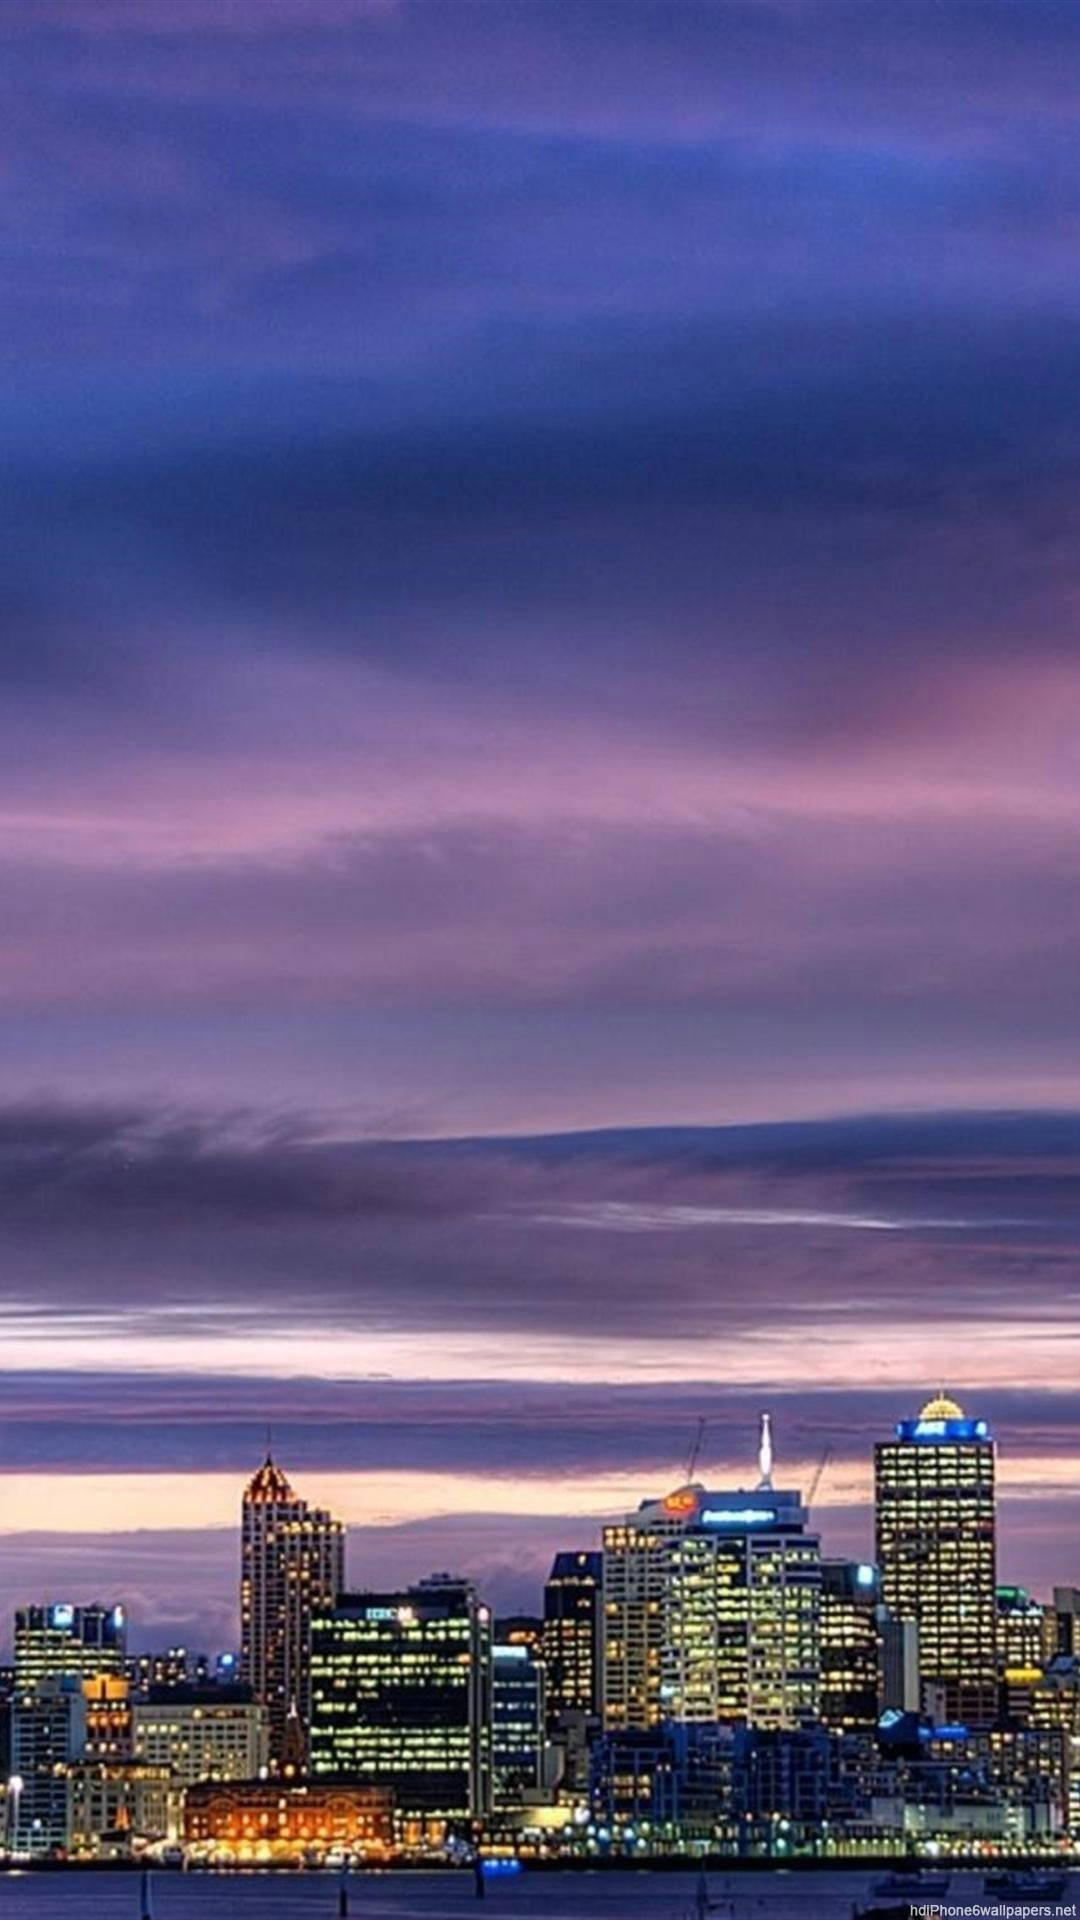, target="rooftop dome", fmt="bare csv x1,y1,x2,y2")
919,1392,964,1421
